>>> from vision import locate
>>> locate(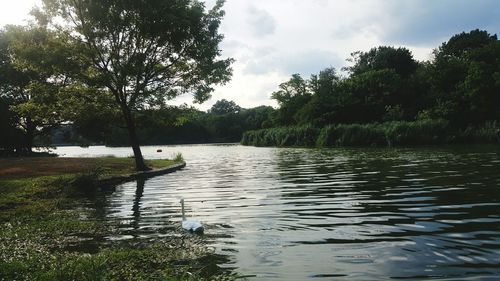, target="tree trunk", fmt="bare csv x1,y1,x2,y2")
121,106,150,171
25,117,35,155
